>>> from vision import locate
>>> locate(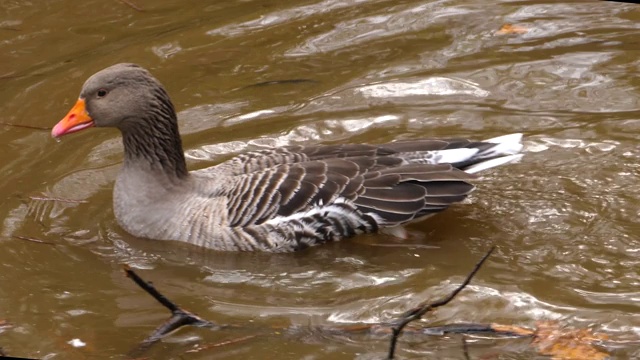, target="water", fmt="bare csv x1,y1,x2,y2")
0,0,639,359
